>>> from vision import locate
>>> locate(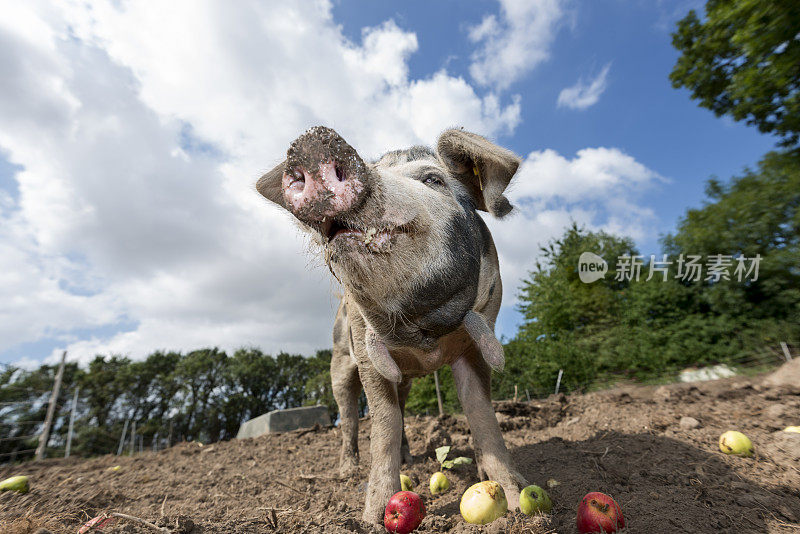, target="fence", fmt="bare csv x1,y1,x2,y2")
1,342,794,463
0,358,179,465
0,393,178,464
497,341,794,404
